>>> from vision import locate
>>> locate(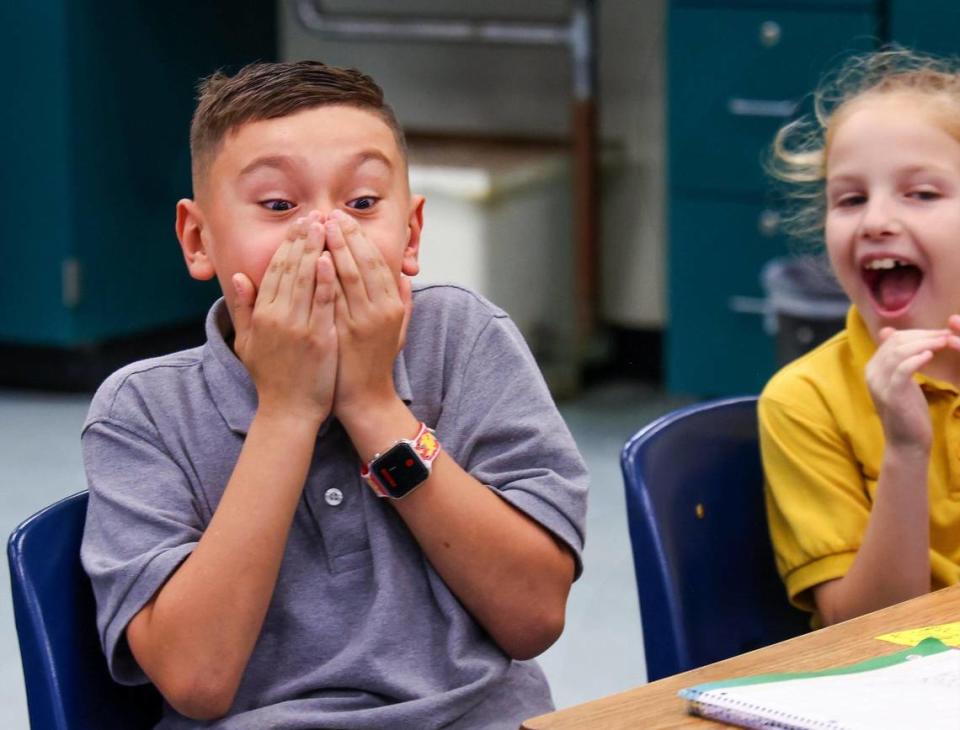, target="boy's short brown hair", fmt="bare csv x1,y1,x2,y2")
190,60,406,191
